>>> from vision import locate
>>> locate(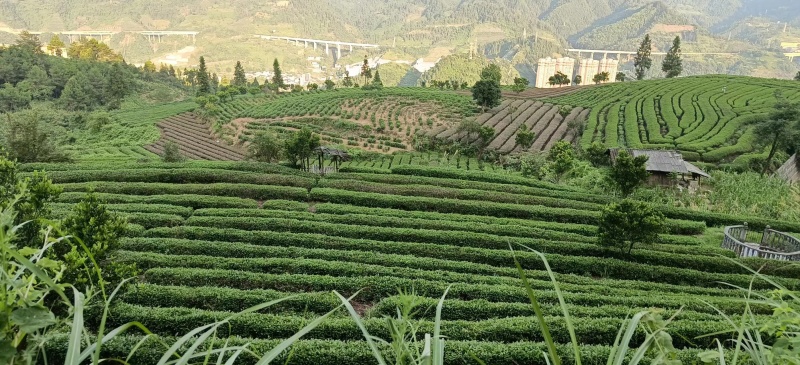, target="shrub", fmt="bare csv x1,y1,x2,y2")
162,140,184,163
598,200,665,254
